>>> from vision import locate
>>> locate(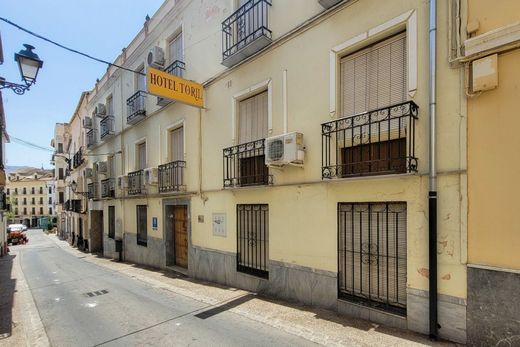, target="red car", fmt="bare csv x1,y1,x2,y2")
7,224,28,245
